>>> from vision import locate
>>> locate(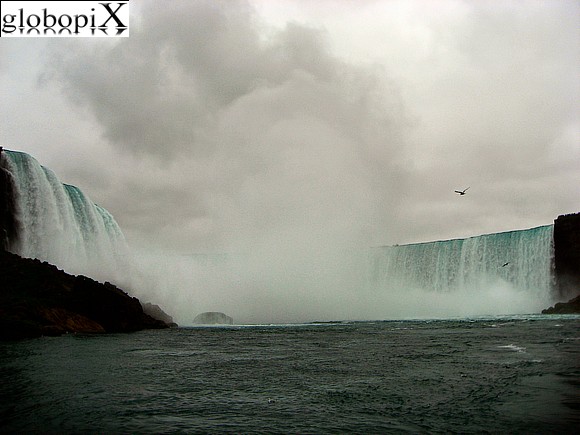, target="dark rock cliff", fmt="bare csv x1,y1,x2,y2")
554,213,580,298
541,295,580,314
0,149,19,251
142,302,178,327
0,250,171,341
